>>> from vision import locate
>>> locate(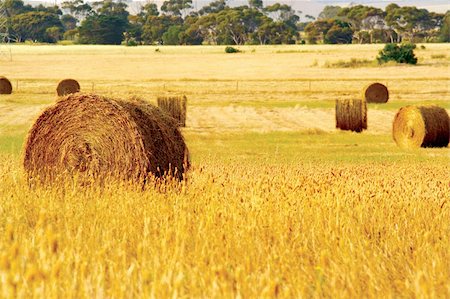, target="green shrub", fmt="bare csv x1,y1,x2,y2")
377,43,418,65
225,46,240,53
122,38,138,46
